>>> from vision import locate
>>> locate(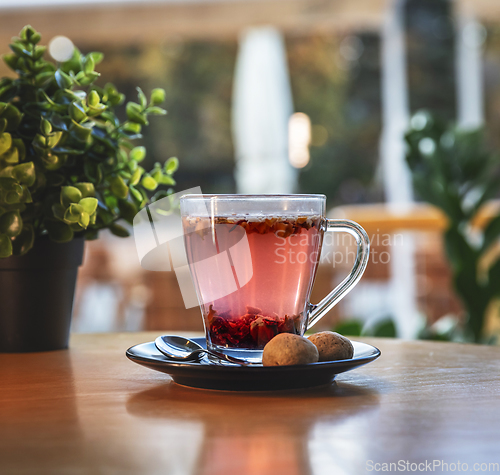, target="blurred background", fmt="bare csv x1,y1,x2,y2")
2,0,499,340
